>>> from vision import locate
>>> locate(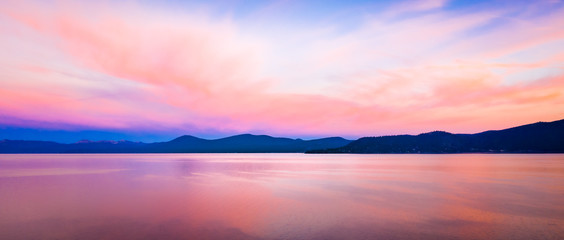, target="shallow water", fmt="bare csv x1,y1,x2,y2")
0,154,563,239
